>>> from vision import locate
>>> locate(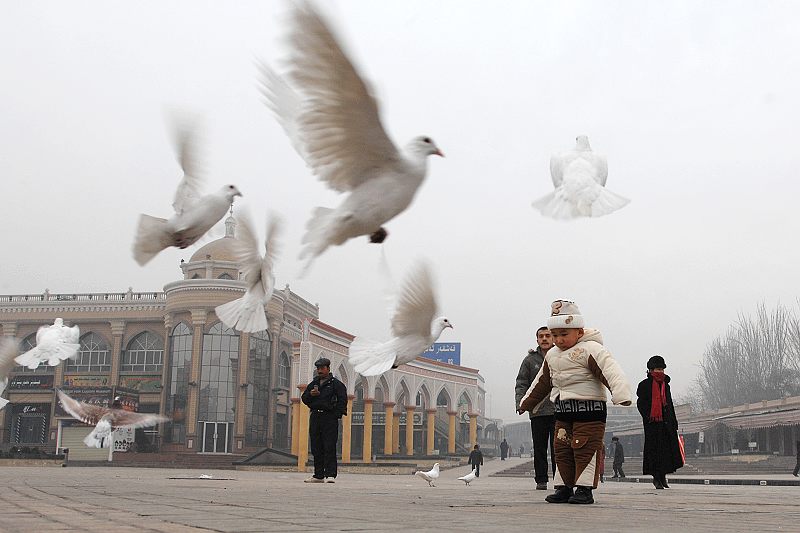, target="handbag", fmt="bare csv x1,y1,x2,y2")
678,433,686,465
